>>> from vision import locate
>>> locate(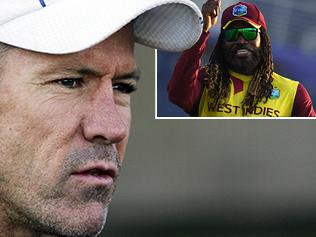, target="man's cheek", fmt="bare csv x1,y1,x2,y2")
0,111,54,176
114,106,131,162
115,136,129,164
0,127,39,190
